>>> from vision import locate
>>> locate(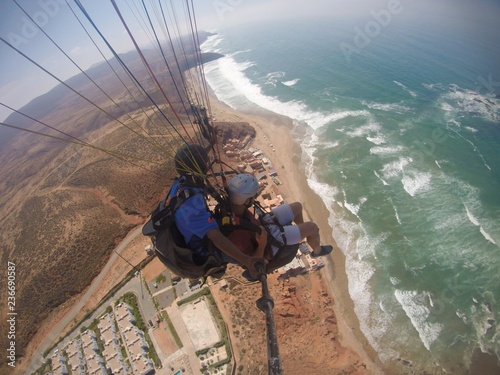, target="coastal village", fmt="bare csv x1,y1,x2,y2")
37,128,330,375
